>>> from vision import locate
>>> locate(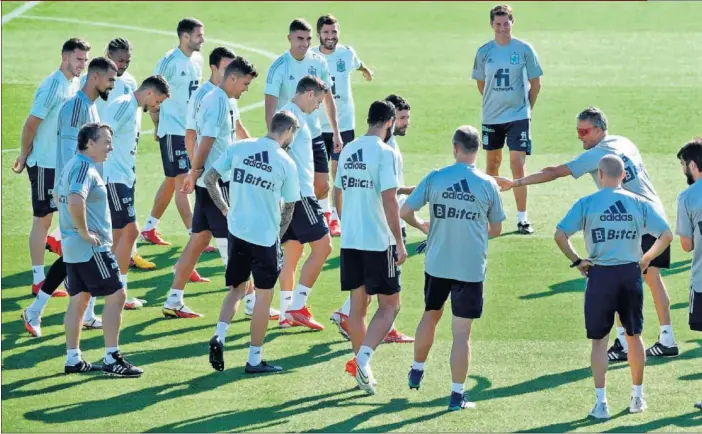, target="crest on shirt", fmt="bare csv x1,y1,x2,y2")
337,59,346,72
308,66,317,76
510,53,520,65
